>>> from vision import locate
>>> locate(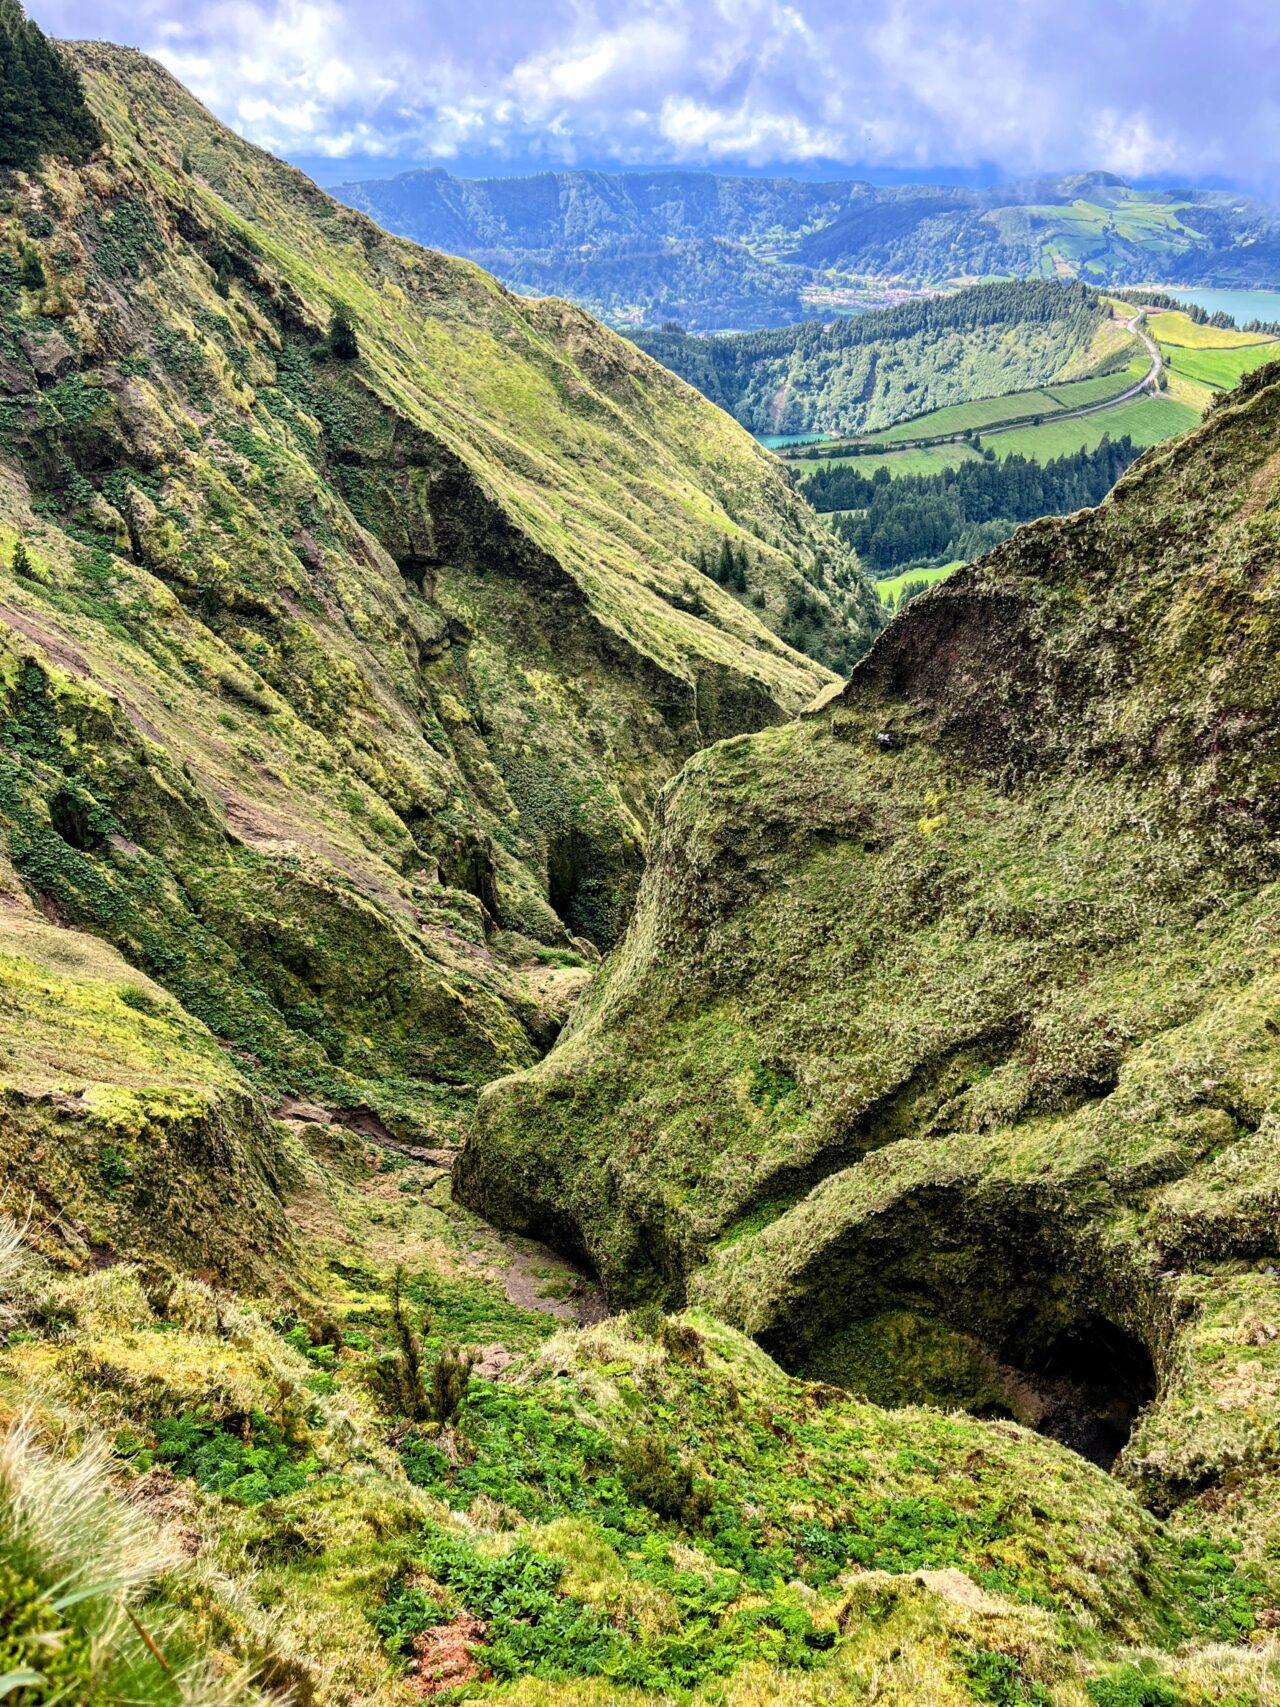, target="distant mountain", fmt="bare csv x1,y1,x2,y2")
332,165,1280,332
